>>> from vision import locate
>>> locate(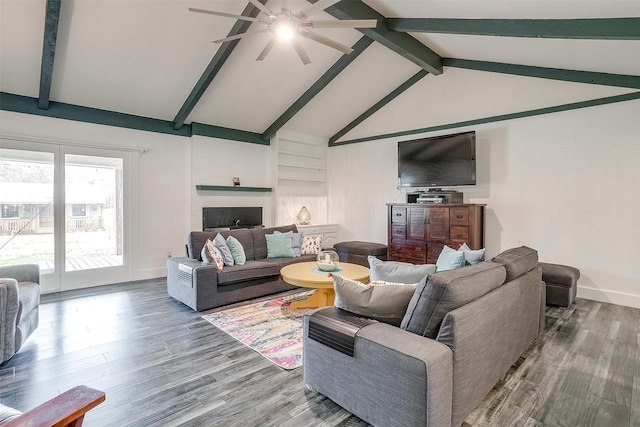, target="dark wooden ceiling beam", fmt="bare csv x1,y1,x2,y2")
38,0,61,110
444,58,640,89
386,17,640,40
329,70,429,145
316,0,443,75
333,91,640,146
261,36,374,141
172,0,267,130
